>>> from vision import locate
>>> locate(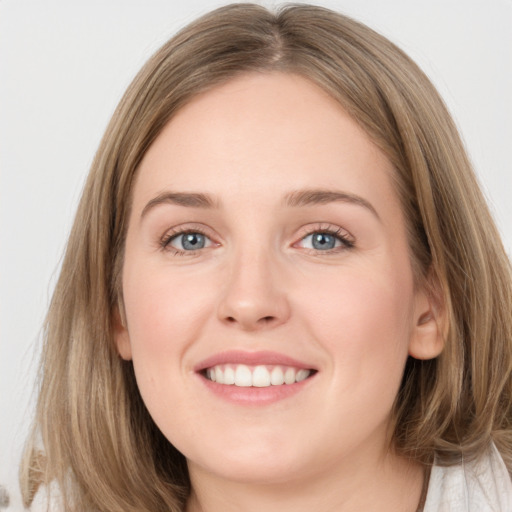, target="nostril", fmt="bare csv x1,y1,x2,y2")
221,314,280,333
224,315,275,324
